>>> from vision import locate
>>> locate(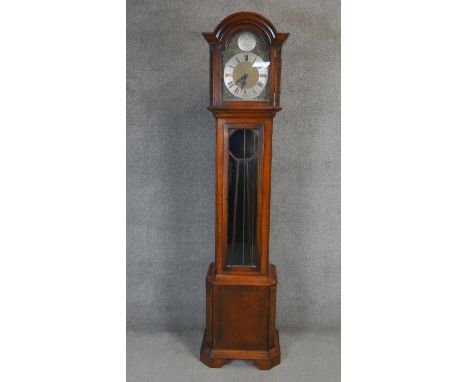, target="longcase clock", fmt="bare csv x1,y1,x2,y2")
200,12,288,370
